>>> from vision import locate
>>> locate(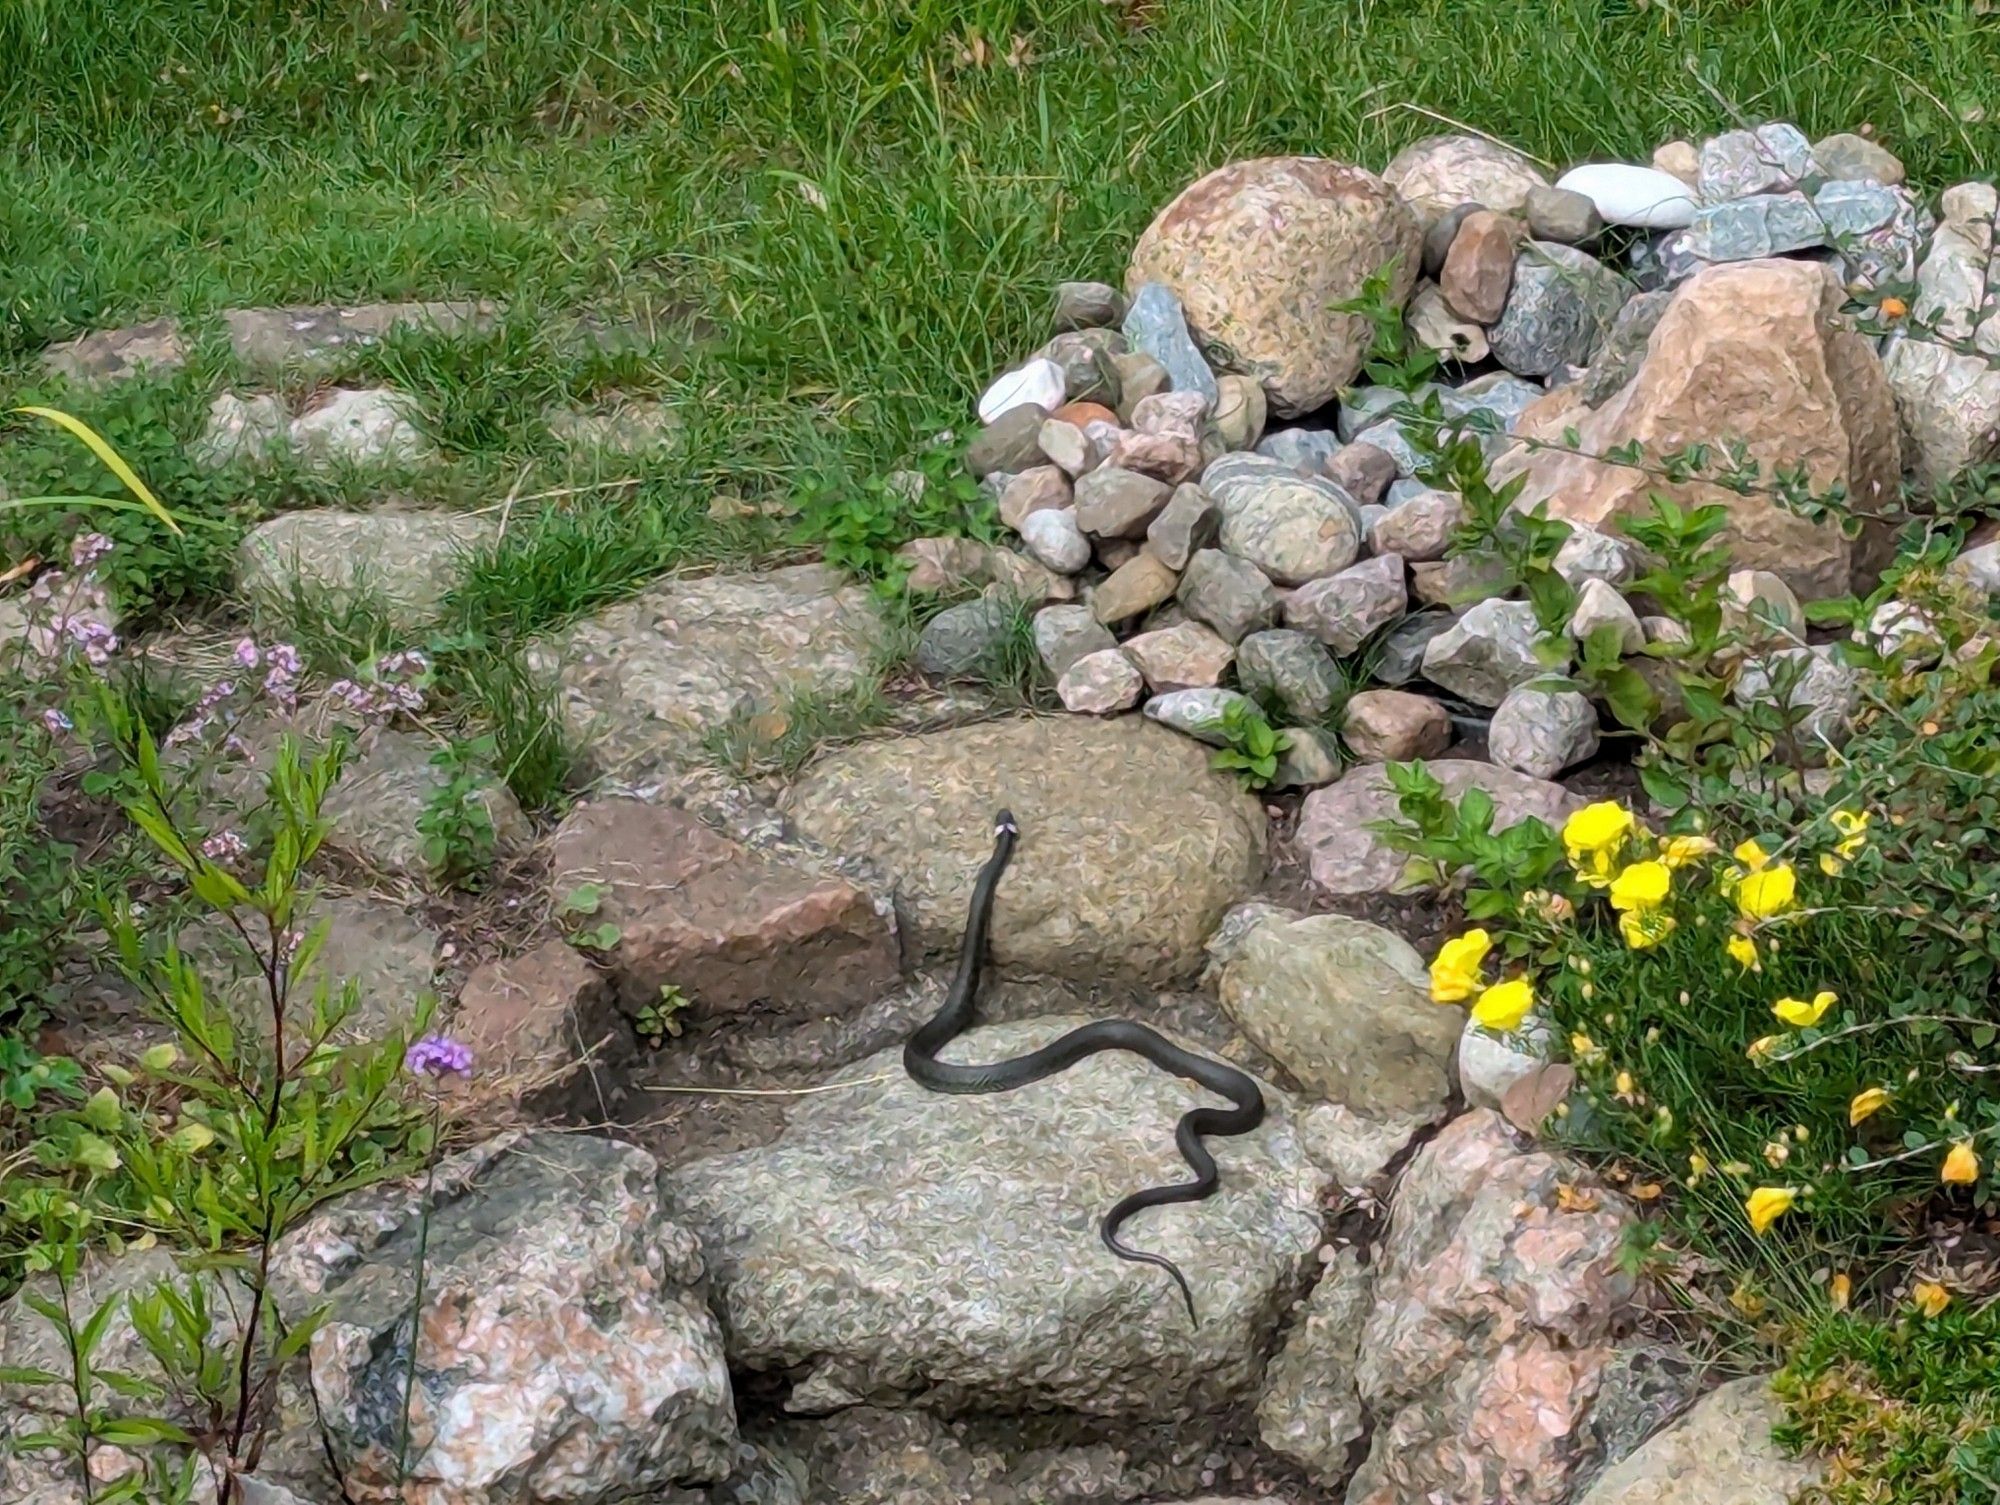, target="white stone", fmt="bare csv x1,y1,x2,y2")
1567,577,1644,654
1553,164,1698,230
978,358,1066,425
1459,1016,1552,1110
1945,540,2000,598
1421,599,1556,706
1553,524,1636,588
1057,648,1144,715
289,388,431,467
1854,600,1940,661
1019,508,1091,573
